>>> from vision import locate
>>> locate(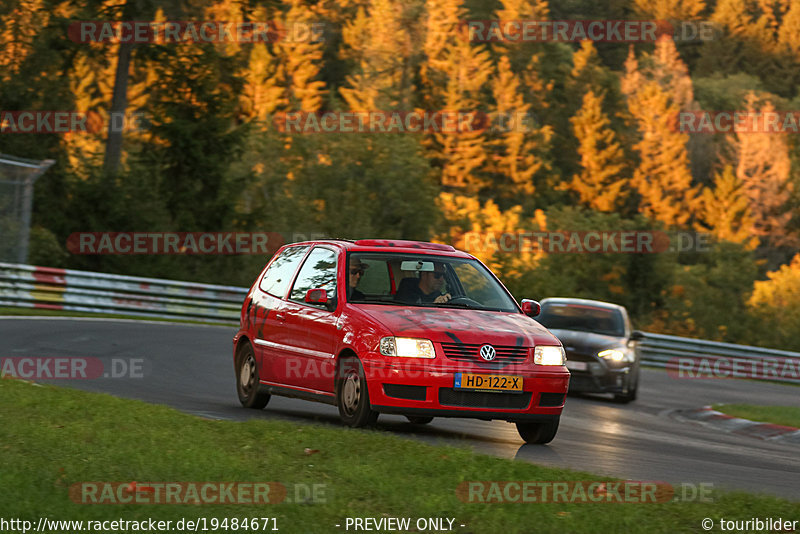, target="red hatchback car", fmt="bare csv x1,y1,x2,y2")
232,239,570,444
